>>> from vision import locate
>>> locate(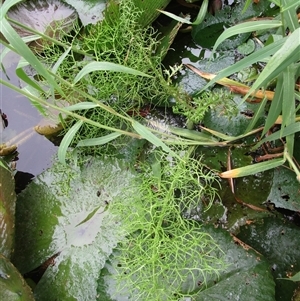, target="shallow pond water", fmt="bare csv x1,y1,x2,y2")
1,49,57,176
